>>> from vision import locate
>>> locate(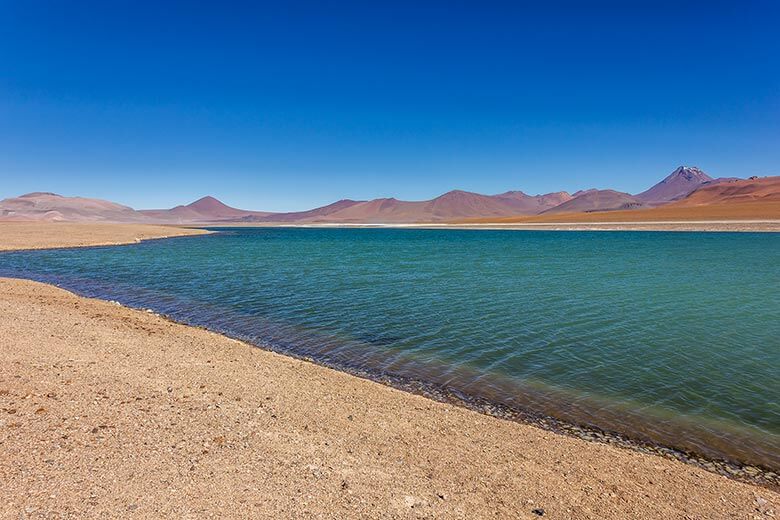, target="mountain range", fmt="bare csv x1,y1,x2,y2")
0,192,146,222
1,167,777,223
